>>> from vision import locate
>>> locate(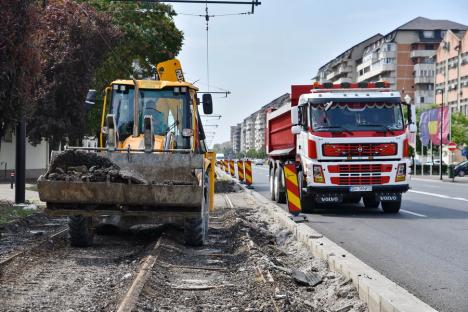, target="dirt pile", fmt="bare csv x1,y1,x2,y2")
44,150,145,184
